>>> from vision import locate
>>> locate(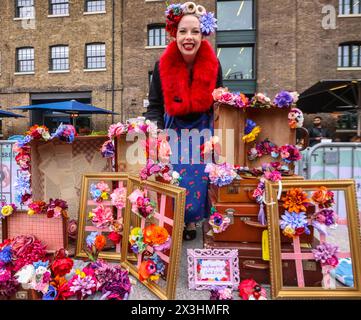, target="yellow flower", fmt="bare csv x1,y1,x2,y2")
75,269,86,278
149,274,160,282
283,226,295,238
1,205,14,217
88,212,94,219
101,192,108,200
242,126,261,143
27,209,35,216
